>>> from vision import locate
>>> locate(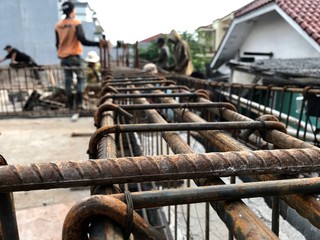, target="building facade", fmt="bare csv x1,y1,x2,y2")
0,0,104,66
